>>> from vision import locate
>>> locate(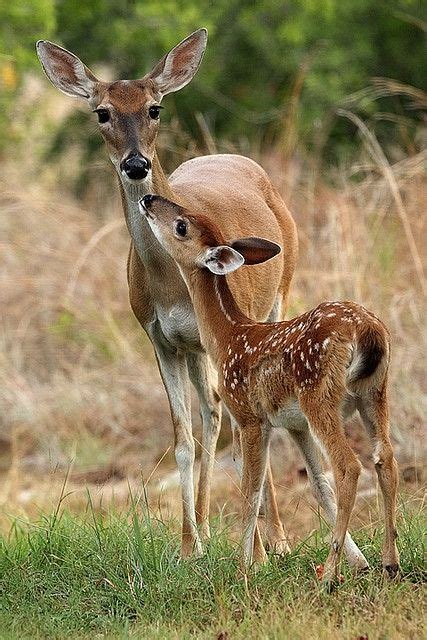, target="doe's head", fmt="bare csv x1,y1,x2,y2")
139,194,282,275
36,30,207,184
